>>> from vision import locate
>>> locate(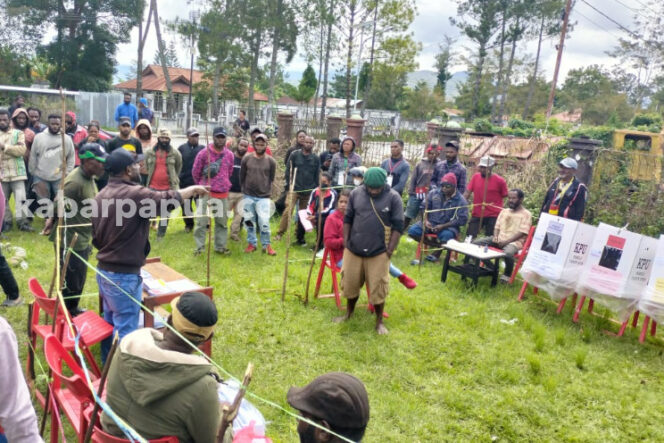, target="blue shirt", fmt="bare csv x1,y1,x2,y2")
114,102,139,128
139,107,154,124
424,188,468,233
380,156,410,195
